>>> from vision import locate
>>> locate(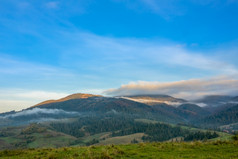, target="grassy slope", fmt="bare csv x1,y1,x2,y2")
0,141,238,159
98,133,145,145
0,126,77,149
135,118,233,141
